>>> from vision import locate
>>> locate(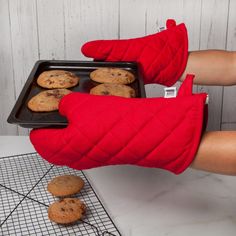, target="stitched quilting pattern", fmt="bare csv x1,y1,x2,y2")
81,20,188,87
30,76,207,175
